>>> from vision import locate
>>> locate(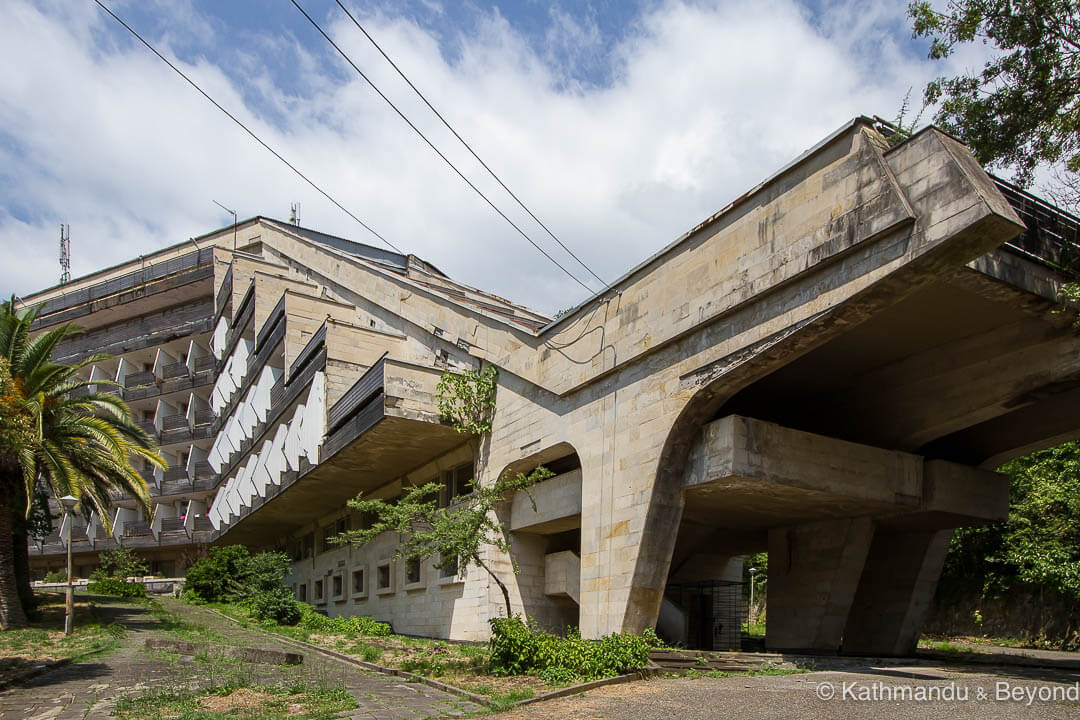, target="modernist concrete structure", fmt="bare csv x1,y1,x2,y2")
24,117,1080,656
